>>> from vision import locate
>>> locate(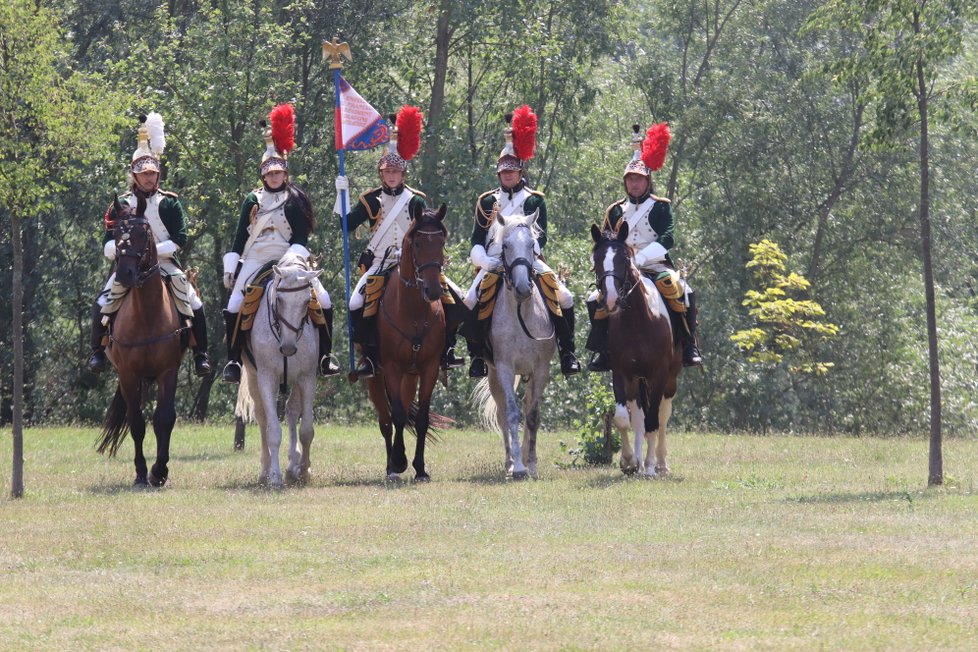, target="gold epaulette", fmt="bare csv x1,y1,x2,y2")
525,187,544,198
159,189,179,198
652,194,671,204
405,185,427,199
360,188,381,223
